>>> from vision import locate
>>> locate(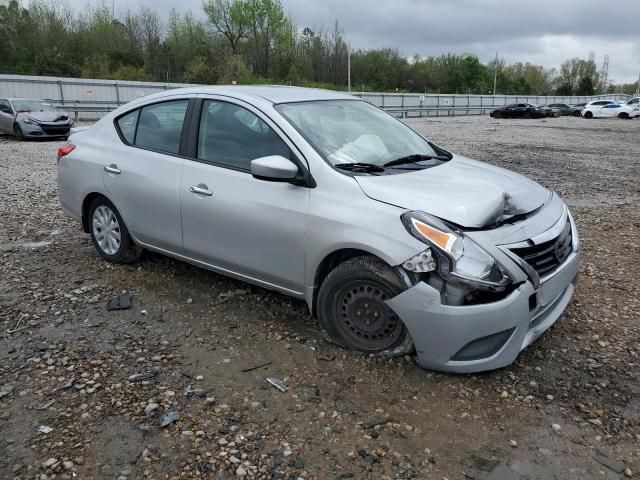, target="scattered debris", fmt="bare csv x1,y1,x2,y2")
106,292,132,311
128,372,158,383
266,377,289,392
37,425,54,434
159,411,180,428
35,399,56,410
240,361,272,373
0,385,13,399
594,453,626,474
